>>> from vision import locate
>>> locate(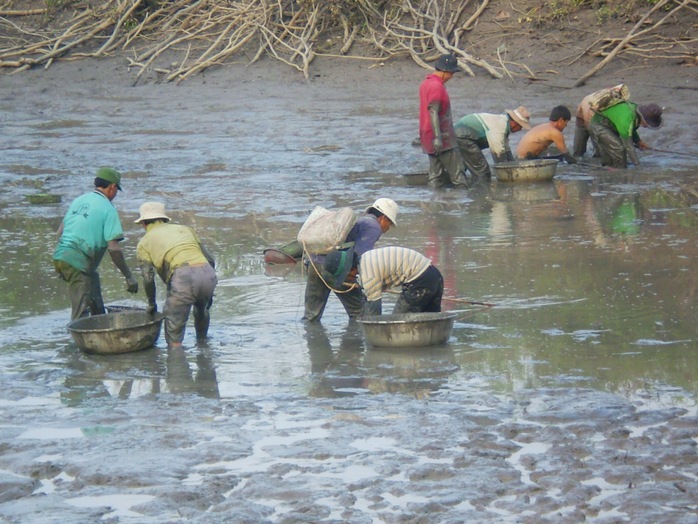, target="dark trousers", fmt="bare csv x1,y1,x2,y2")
589,117,639,168
53,259,105,320
393,265,444,314
427,148,471,189
303,262,365,322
